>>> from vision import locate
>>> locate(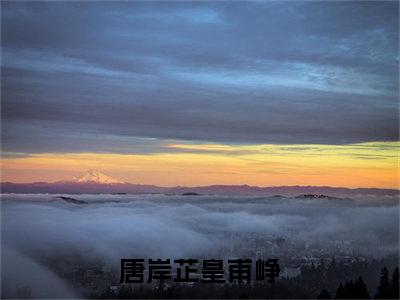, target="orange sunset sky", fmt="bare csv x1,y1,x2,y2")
2,142,398,188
